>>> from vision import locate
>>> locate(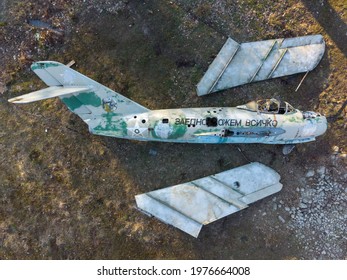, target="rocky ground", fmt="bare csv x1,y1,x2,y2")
287,169,346,259
0,0,346,259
